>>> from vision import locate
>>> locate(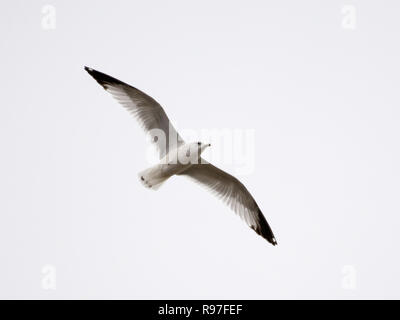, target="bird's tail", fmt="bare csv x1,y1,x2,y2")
138,165,170,190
